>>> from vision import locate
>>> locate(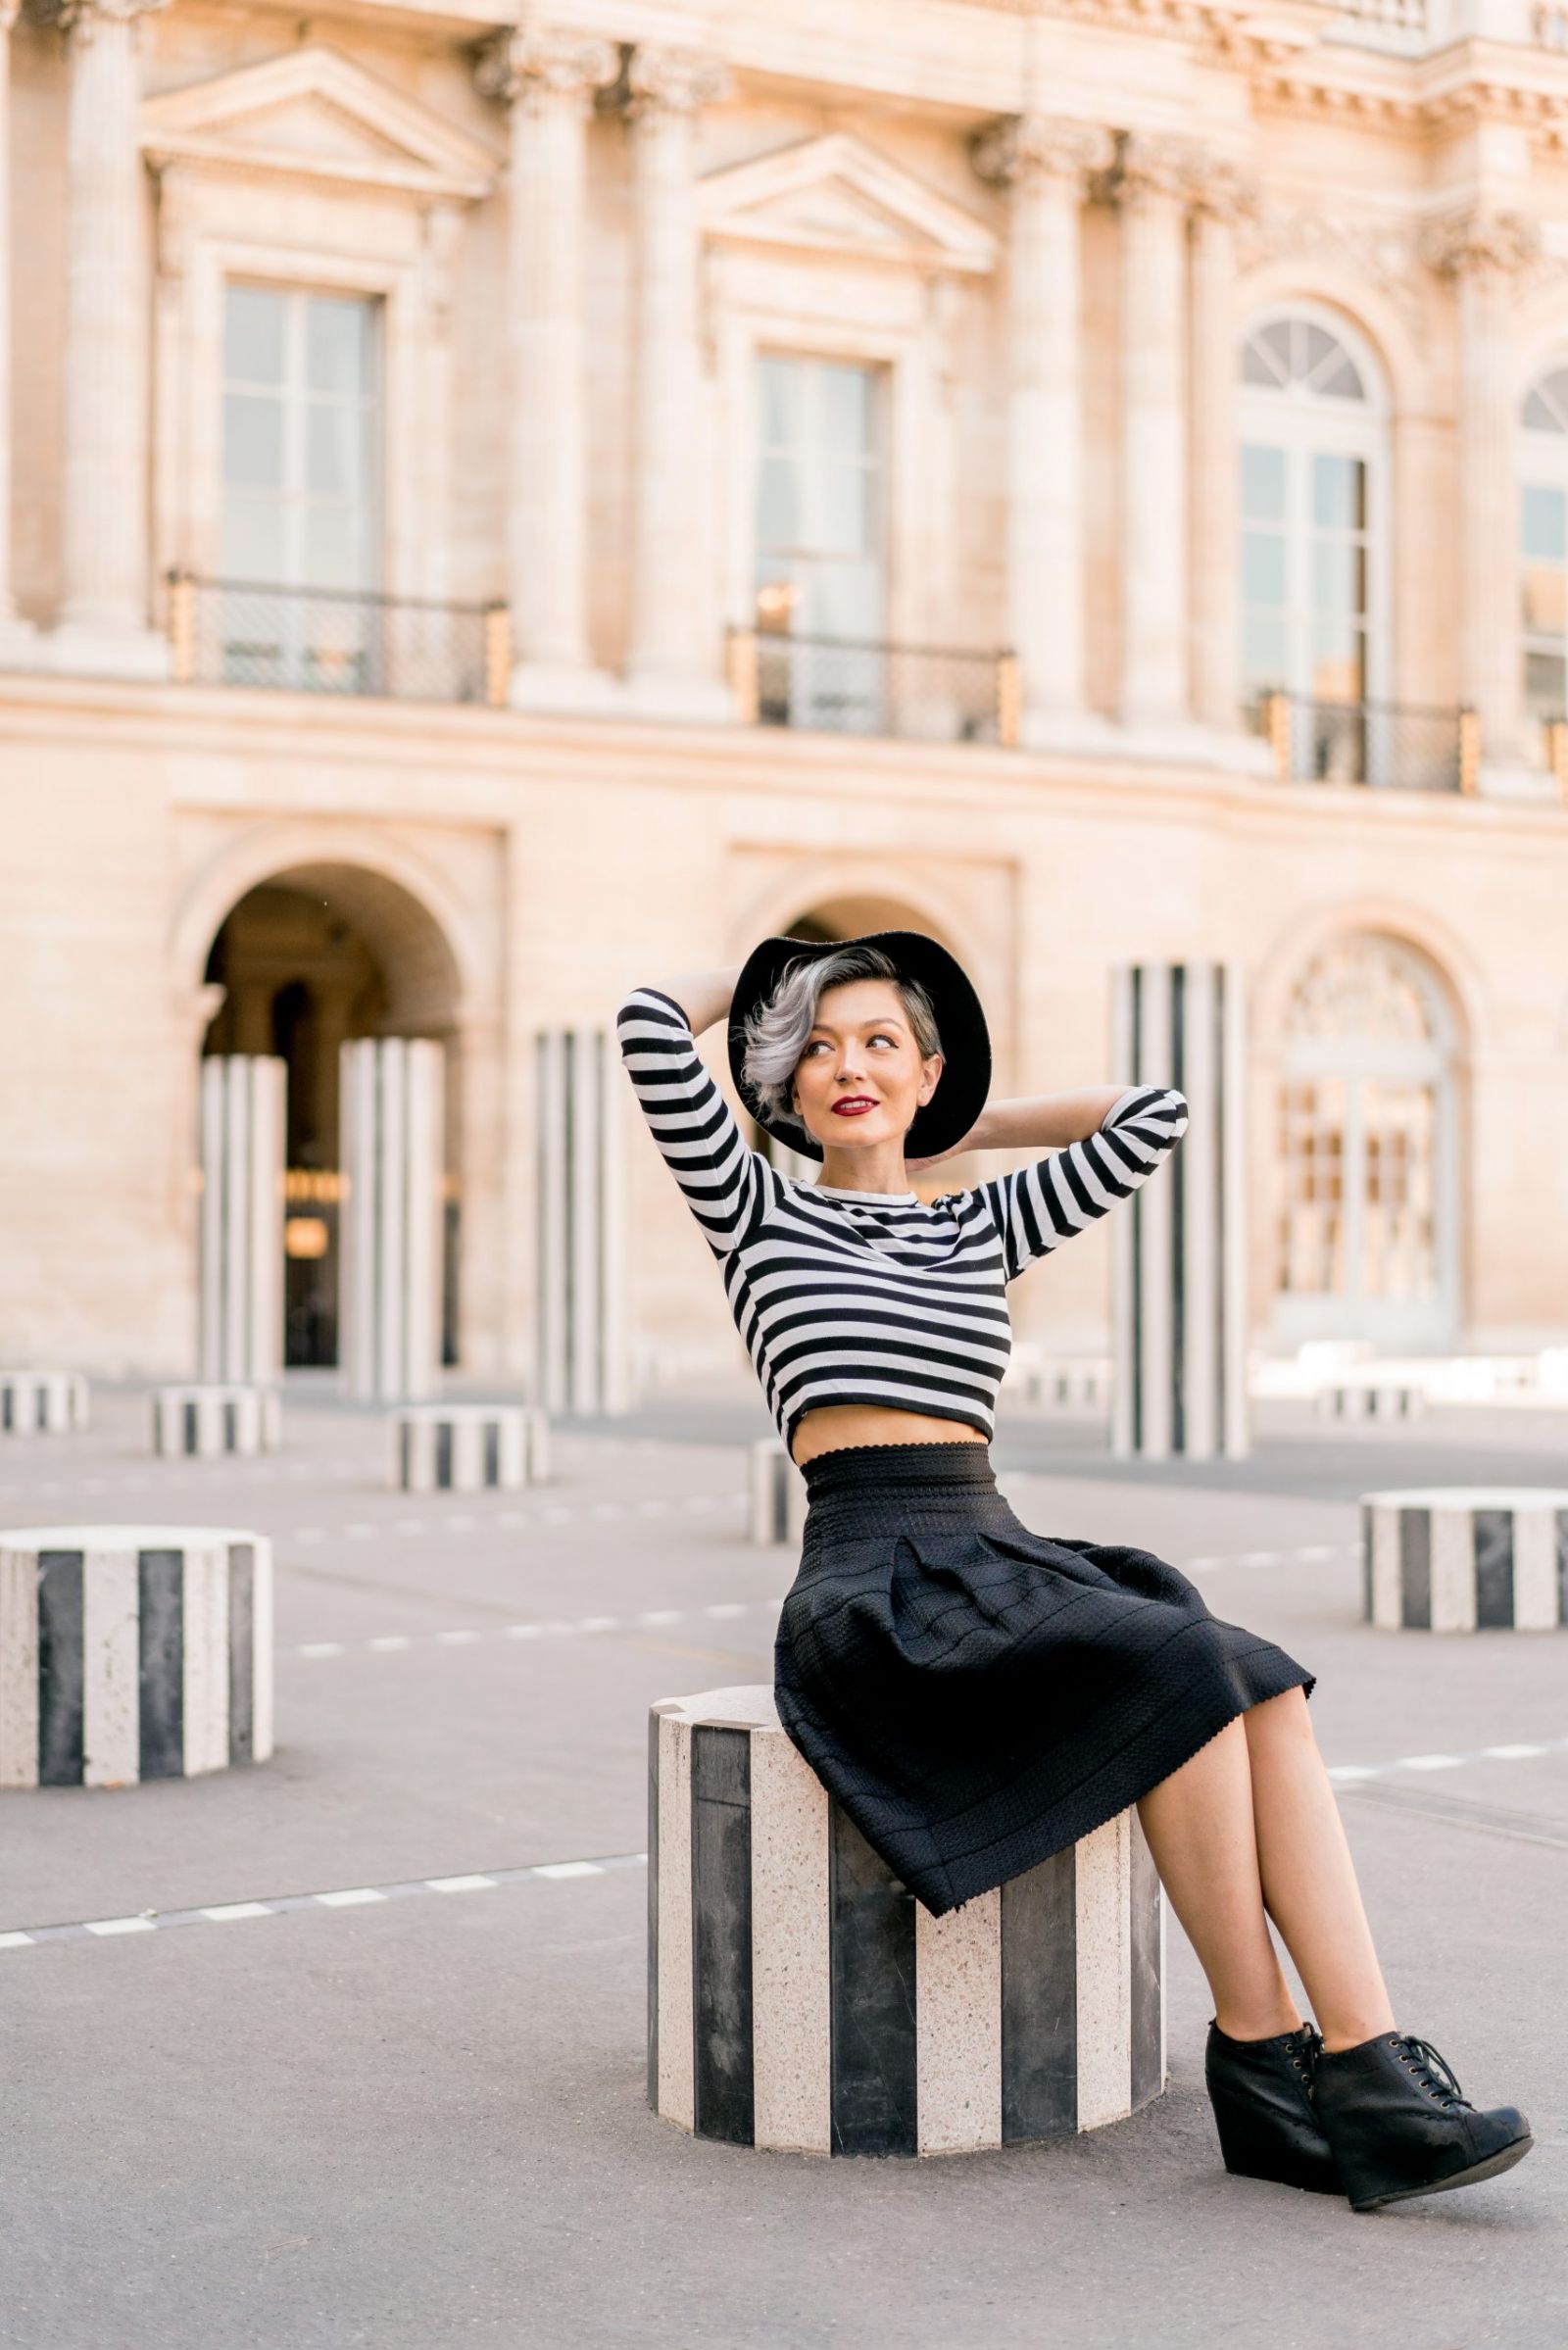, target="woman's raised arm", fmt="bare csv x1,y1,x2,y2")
614,968,772,1259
